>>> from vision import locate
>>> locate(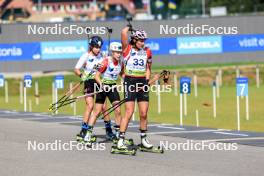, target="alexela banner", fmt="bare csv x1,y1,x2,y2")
41,40,88,60
177,36,222,55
